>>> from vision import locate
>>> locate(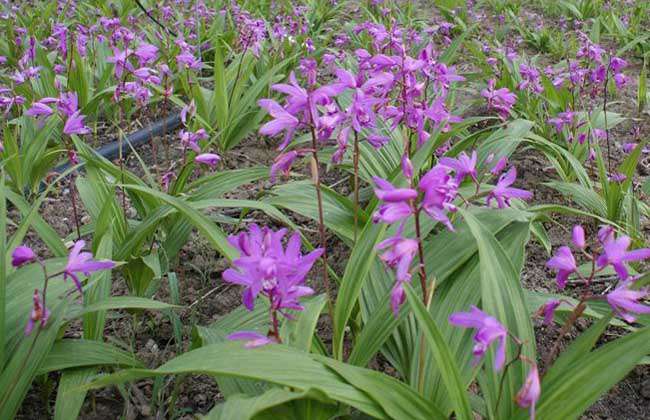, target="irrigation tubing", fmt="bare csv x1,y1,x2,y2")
52,113,182,176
